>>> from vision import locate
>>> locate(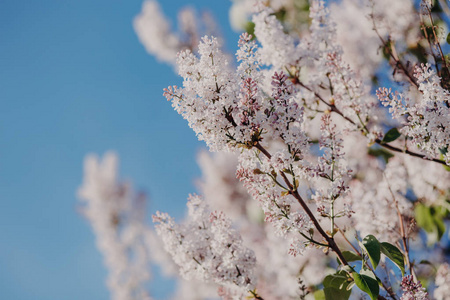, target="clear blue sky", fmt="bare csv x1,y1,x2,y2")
0,1,239,299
